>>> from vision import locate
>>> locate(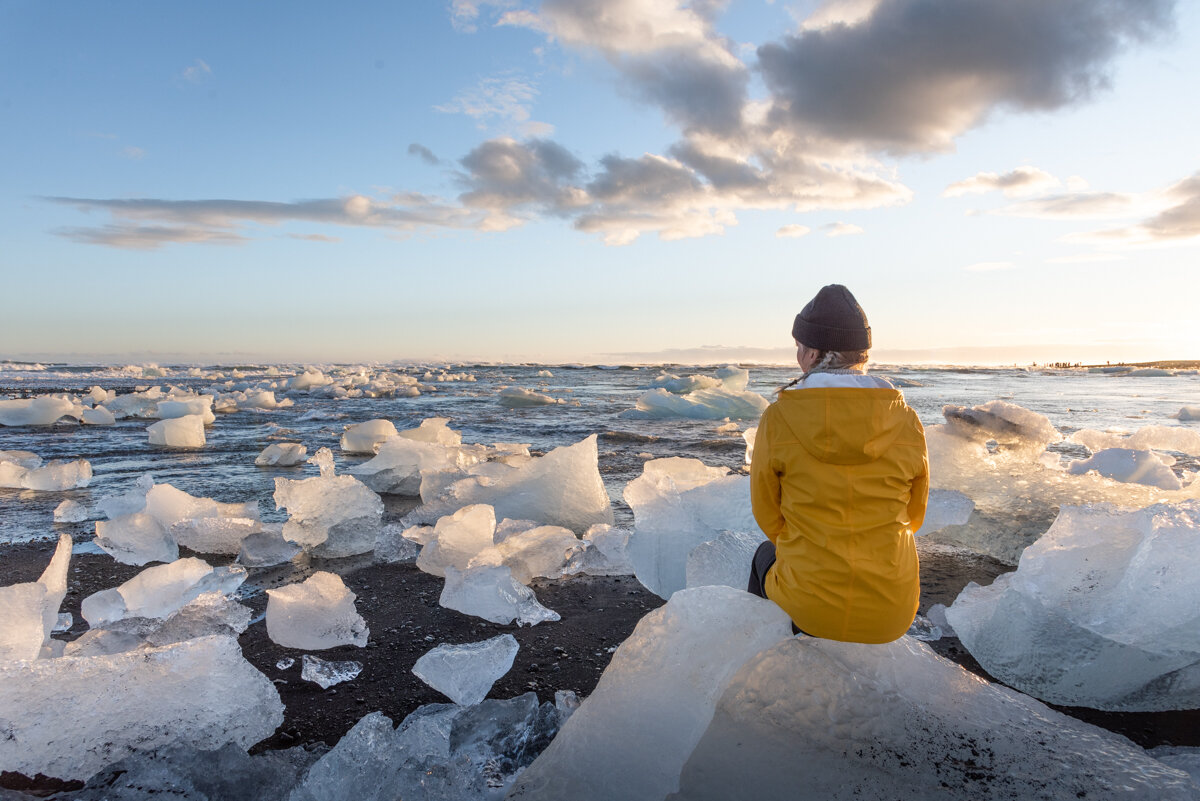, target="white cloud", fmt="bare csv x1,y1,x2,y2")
436,74,550,135
964,261,1015,272
943,166,1060,198
824,222,863,237
776,224,811,238
1066,172,1200,245
121,146,146,160
182,59,212,83
1044,252,1123,264
995,191,1138,220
